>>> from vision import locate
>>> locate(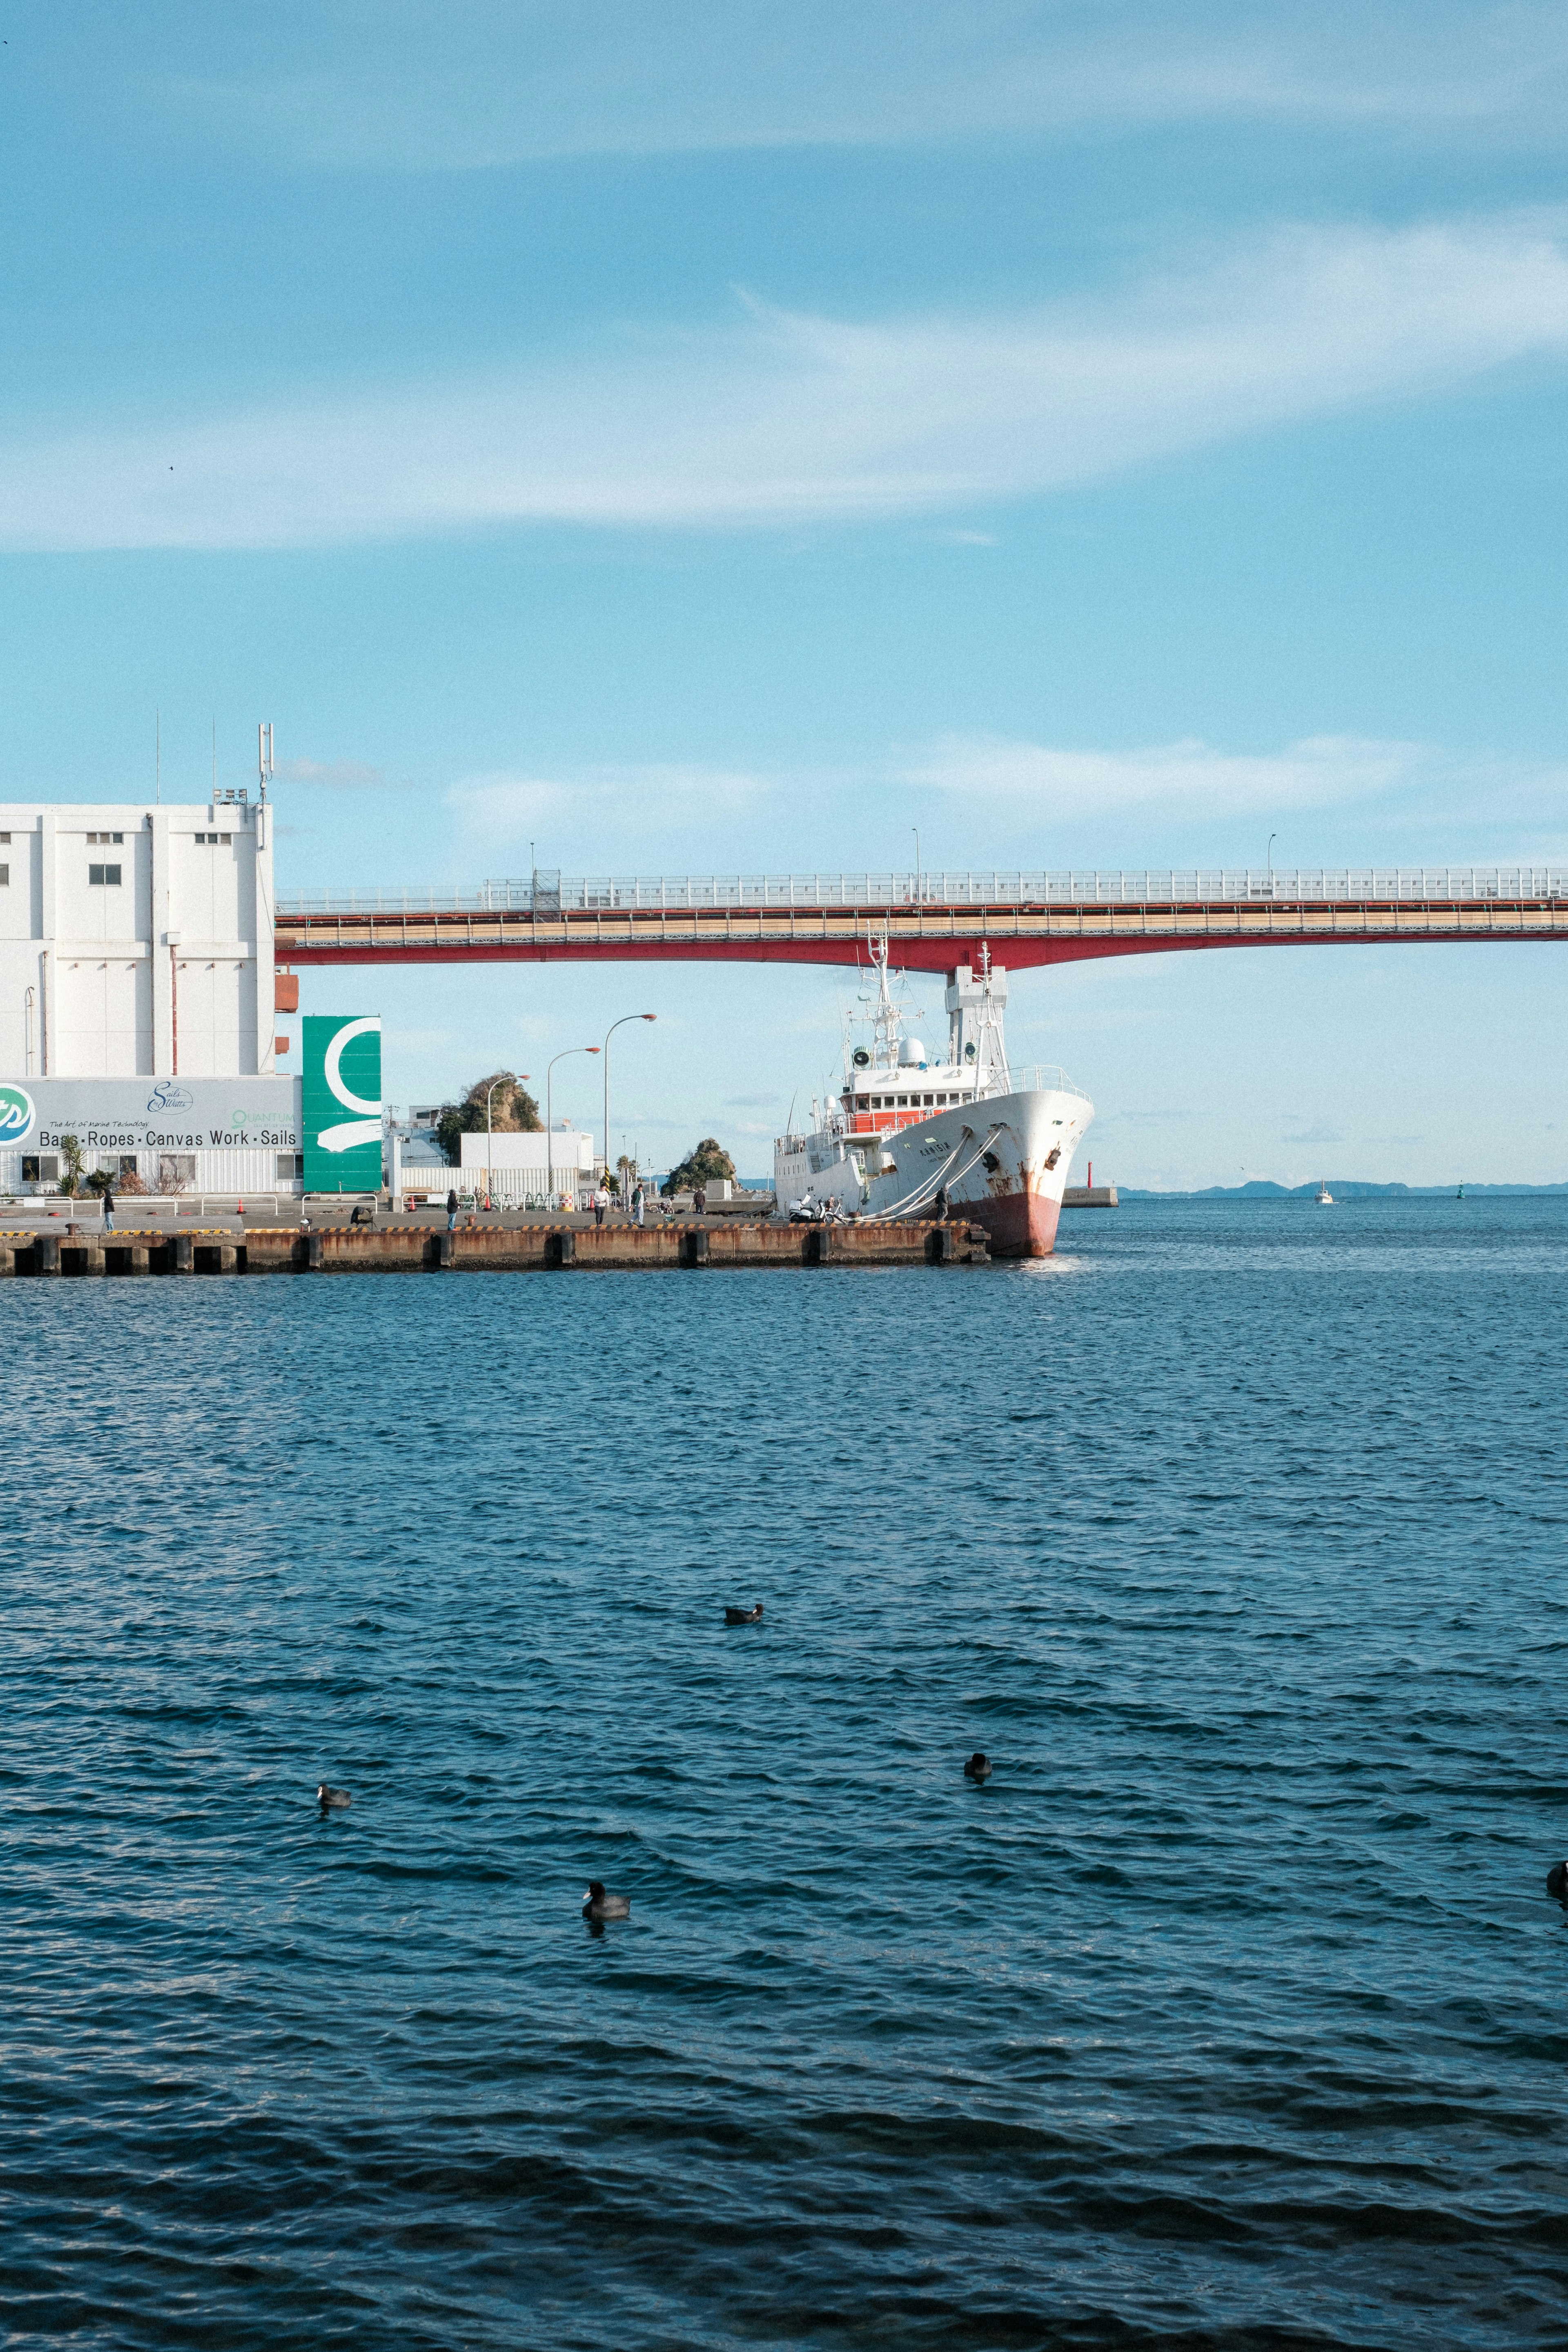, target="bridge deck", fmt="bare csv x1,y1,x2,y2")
274,868,1568,970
